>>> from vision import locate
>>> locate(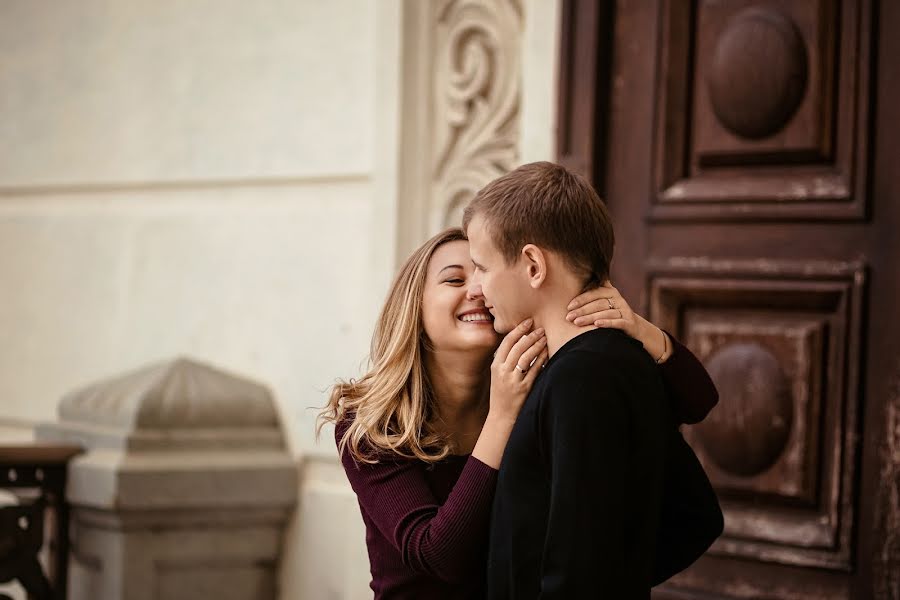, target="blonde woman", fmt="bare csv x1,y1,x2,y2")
319,228,719,600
